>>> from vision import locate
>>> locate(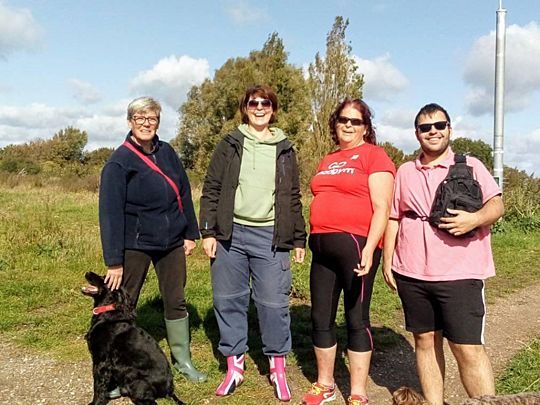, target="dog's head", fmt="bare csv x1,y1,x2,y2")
82,271,132,315
392,387,428,405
